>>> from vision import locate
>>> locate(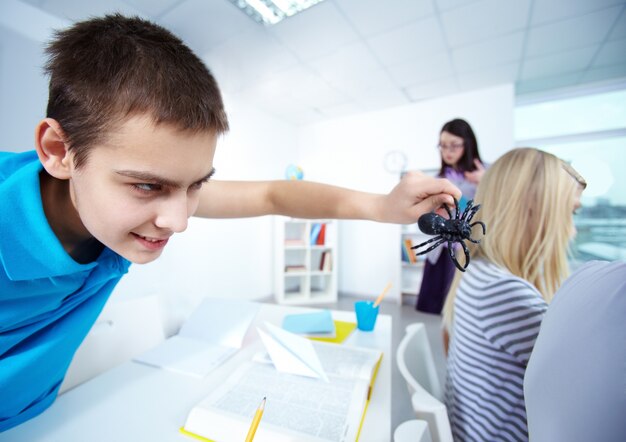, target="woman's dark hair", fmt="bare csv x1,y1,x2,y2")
438,118,482,176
